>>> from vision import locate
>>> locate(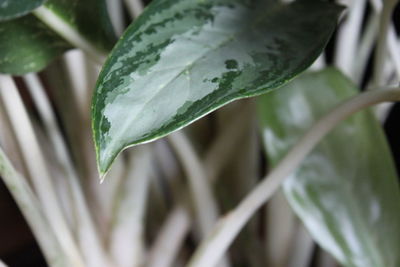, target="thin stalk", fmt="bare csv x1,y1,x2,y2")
124,0,144,19
372,0,398,87
32,7,106,64
0,75,85,267
0,148,67,267
168,132,230,267
109,146,152,267
23,74,113,267
106,0,125,35
146,205,191,267
287,223,315,267
354,11,379,84
334,0,366,78
187,88,400,267
266,191,295,267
